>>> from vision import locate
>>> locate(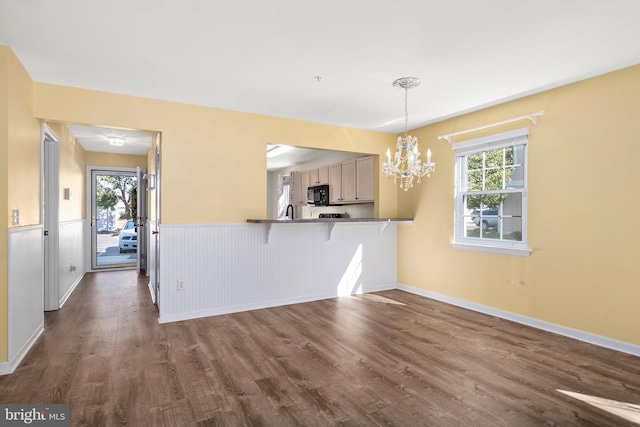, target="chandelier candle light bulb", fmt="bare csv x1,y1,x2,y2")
382,77,435,191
